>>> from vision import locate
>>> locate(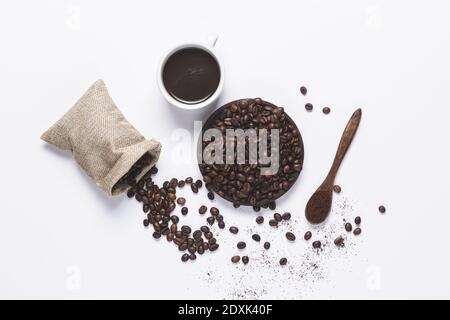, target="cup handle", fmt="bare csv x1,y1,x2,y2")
205,33,219,48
